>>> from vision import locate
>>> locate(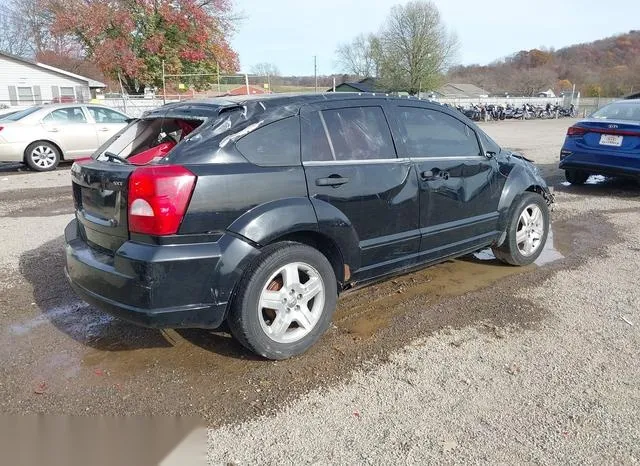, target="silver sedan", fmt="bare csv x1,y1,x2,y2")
0,104,130,171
